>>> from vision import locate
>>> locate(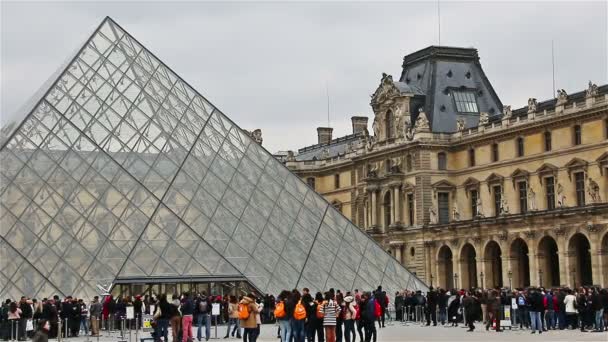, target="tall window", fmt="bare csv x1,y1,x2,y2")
438,152,447,170
468,148,475,167
407,193,414,226
516,137,524,157
451,90,479,113
385,159,392,173
544,131,552,152
493,185,502,216
470,189,478,217
545,177,555,210
573,125,582,145
307,177,315,190
491,143,499,162
386,110,394,139
383,192,392,227
518,181,528,213
438,192,450,224
575,172,585,206
334,174,340,189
